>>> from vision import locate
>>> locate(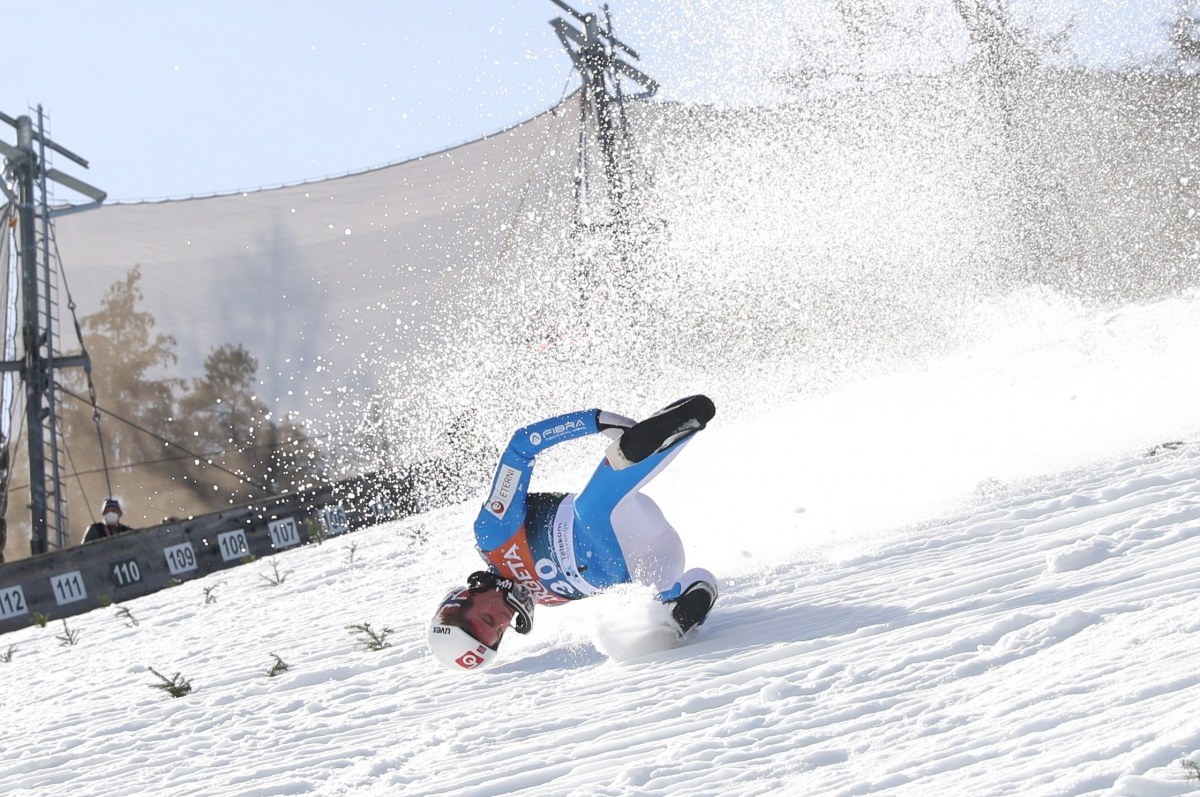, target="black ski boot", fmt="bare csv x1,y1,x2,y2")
607,395,716,470
668,580,718,638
